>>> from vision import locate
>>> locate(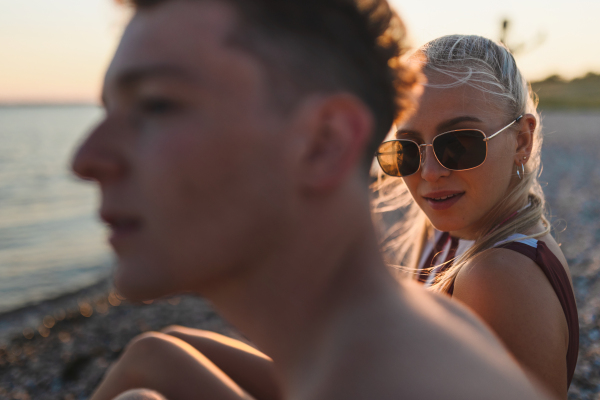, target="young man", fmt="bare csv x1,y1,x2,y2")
72,0,550,399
